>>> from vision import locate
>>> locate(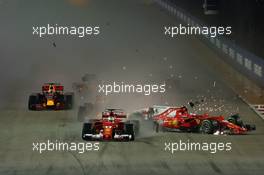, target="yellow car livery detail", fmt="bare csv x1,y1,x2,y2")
47,100,55,106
